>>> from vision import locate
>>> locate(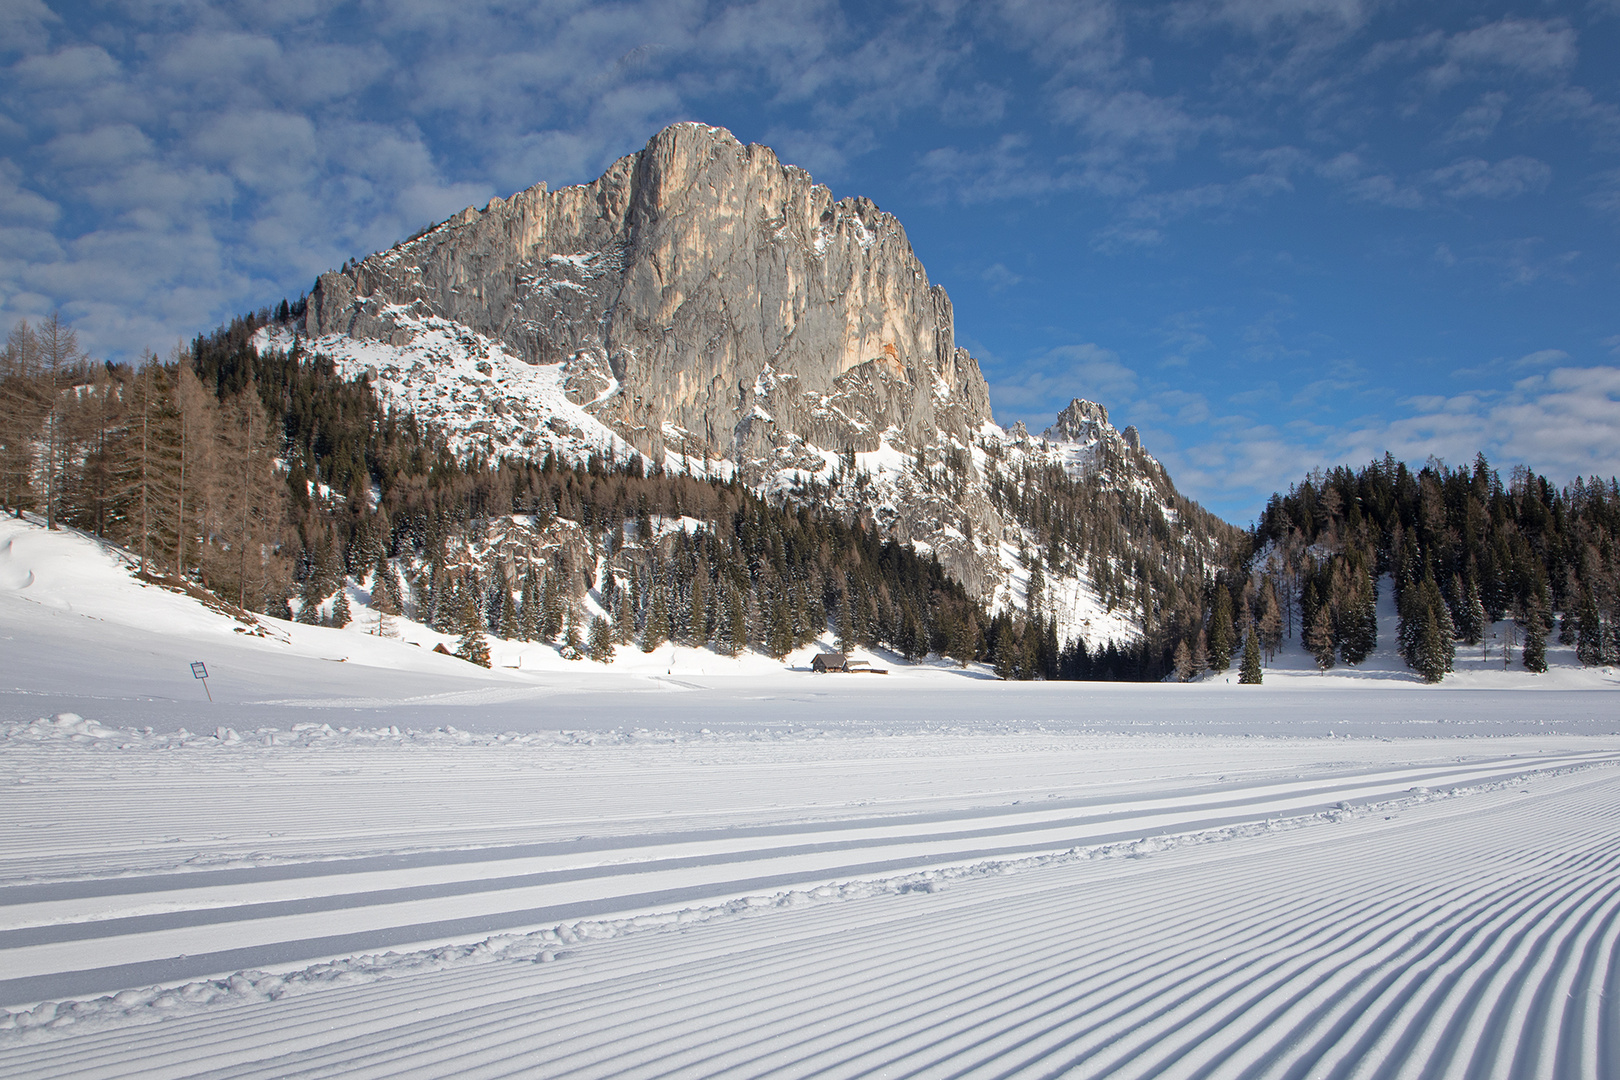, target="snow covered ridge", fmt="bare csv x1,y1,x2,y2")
253,320,636,467
251,320,1194,646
